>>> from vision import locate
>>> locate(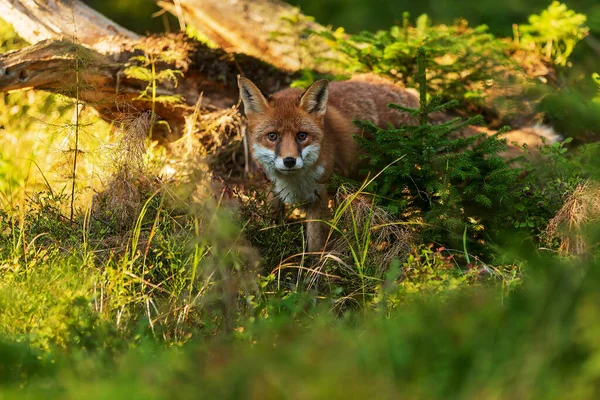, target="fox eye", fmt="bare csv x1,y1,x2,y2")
297,132,308,141
267,132,278,141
